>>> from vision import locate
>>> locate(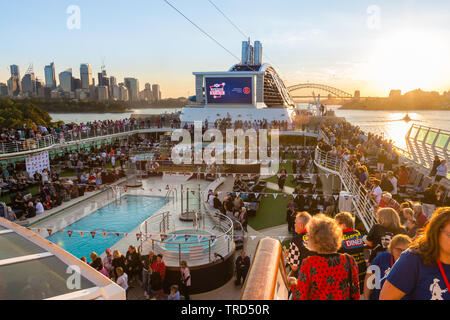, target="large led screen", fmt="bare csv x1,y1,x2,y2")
206,77,253,104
